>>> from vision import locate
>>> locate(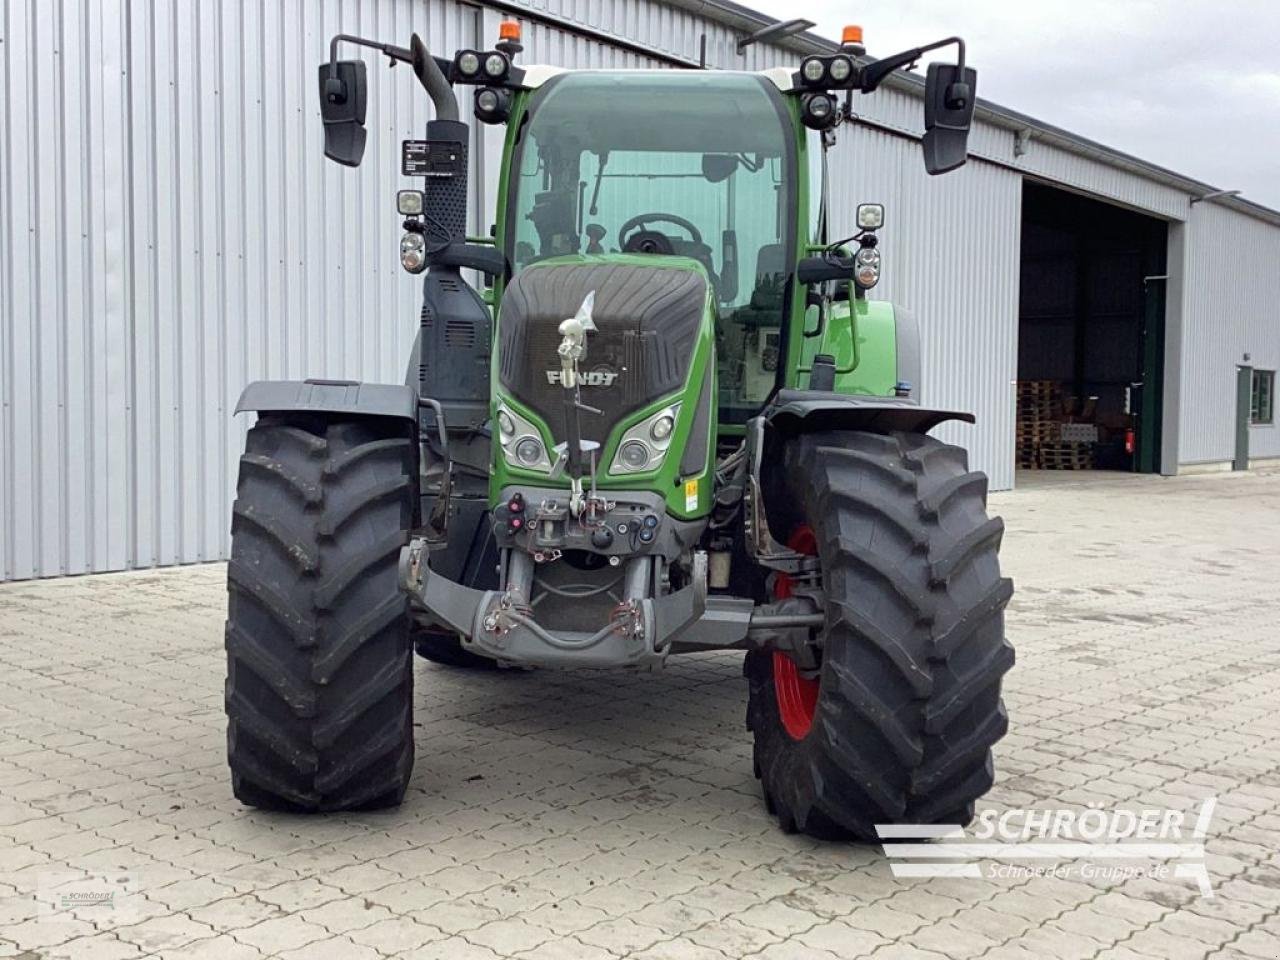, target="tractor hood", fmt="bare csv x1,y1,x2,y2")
497,256,711,450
